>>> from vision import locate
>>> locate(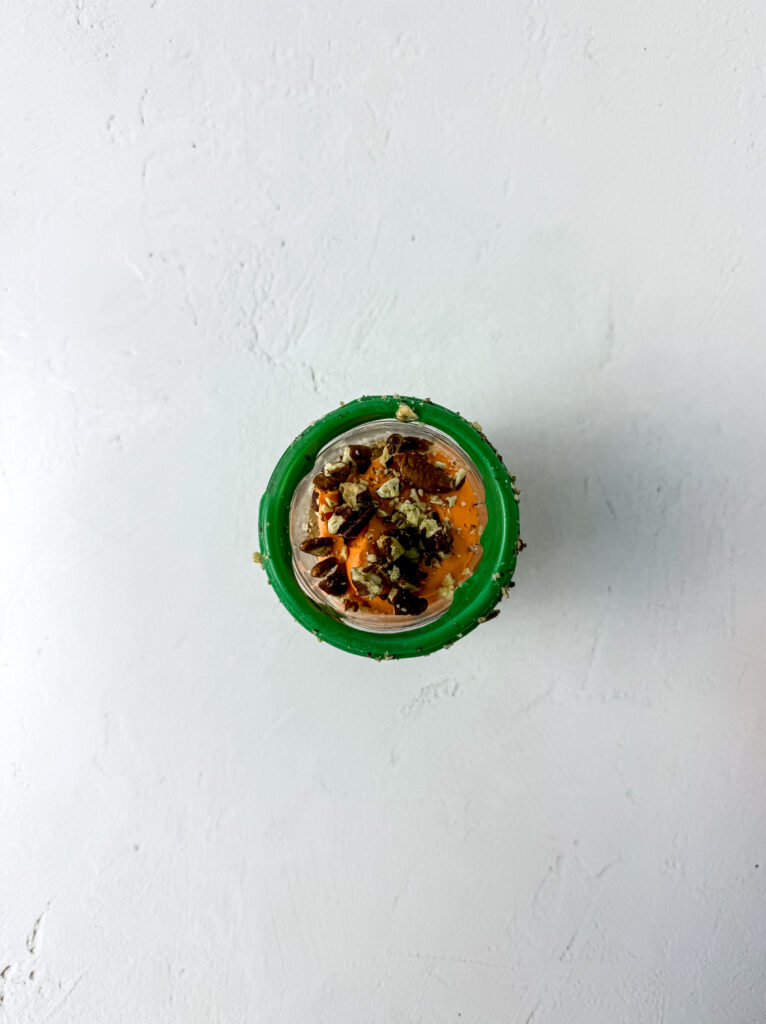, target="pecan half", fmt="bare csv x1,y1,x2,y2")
385,432,431,455
394,451,454,493
300,537,333,556
310,556,339,578
392,589,428,616
313,463,353,491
